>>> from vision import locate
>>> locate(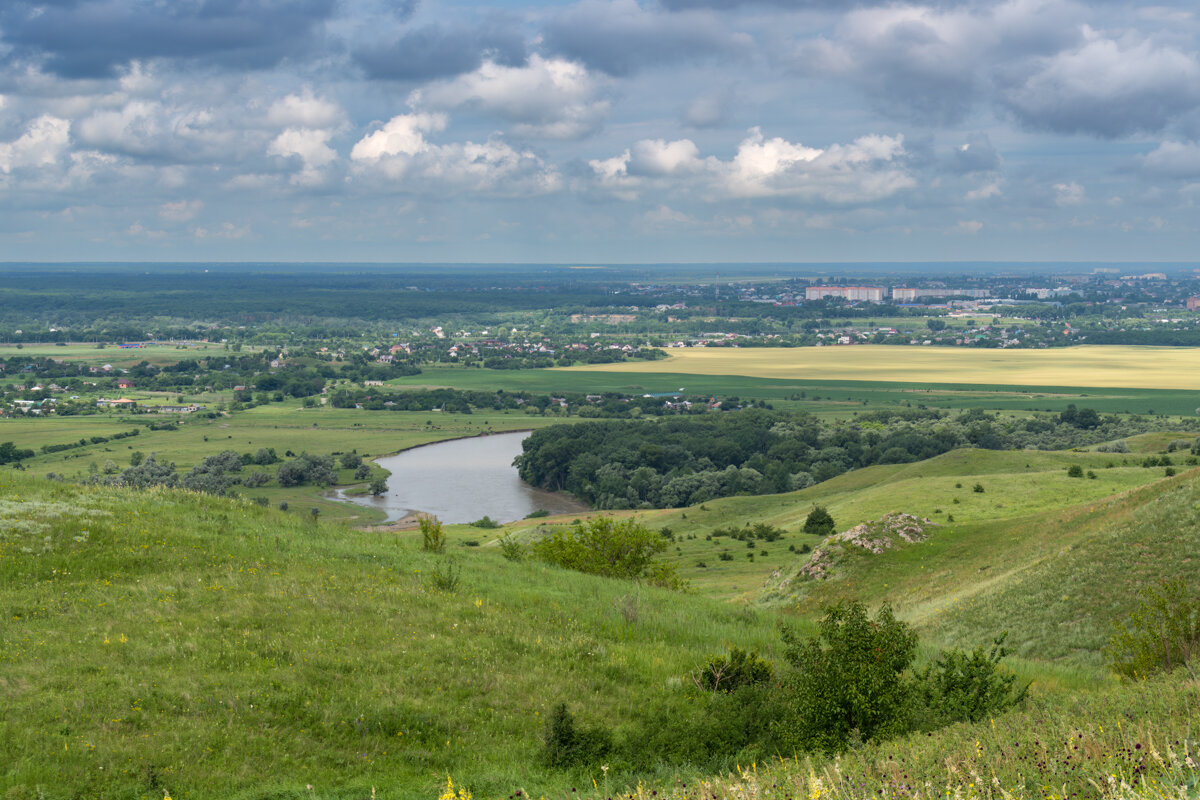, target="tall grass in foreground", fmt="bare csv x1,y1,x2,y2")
514,669,1199,800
